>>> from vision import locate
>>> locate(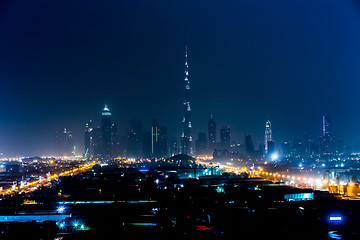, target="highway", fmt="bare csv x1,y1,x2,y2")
0,161,97,196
